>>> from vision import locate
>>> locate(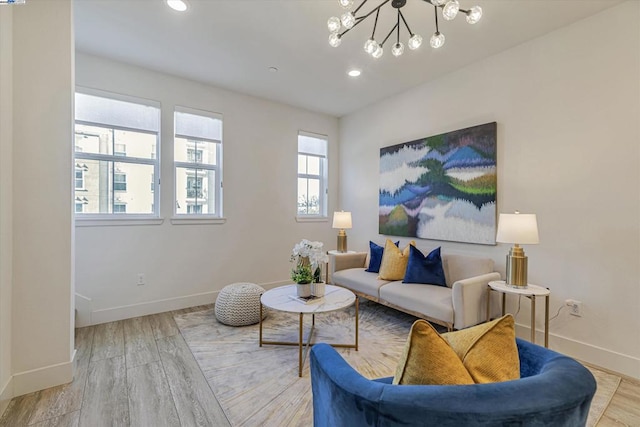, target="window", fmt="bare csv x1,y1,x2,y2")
174,107,222,216
74,90,160,217
297,132,328,217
